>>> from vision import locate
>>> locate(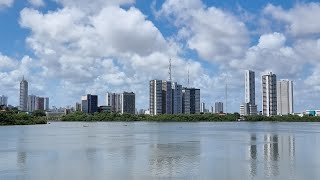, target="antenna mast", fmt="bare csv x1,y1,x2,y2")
169,58,172,81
